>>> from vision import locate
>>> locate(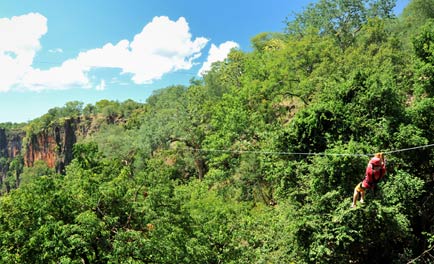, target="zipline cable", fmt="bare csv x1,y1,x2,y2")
182,143,434,157
382,143,434,155
185,148,371,157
